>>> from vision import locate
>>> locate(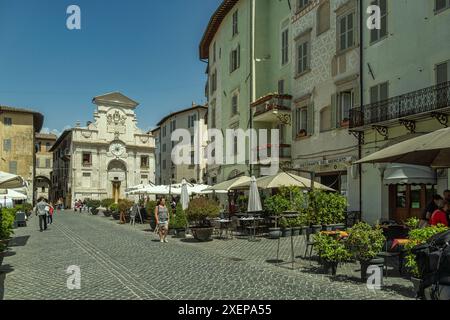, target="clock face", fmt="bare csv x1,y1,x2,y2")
110,142,125,157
